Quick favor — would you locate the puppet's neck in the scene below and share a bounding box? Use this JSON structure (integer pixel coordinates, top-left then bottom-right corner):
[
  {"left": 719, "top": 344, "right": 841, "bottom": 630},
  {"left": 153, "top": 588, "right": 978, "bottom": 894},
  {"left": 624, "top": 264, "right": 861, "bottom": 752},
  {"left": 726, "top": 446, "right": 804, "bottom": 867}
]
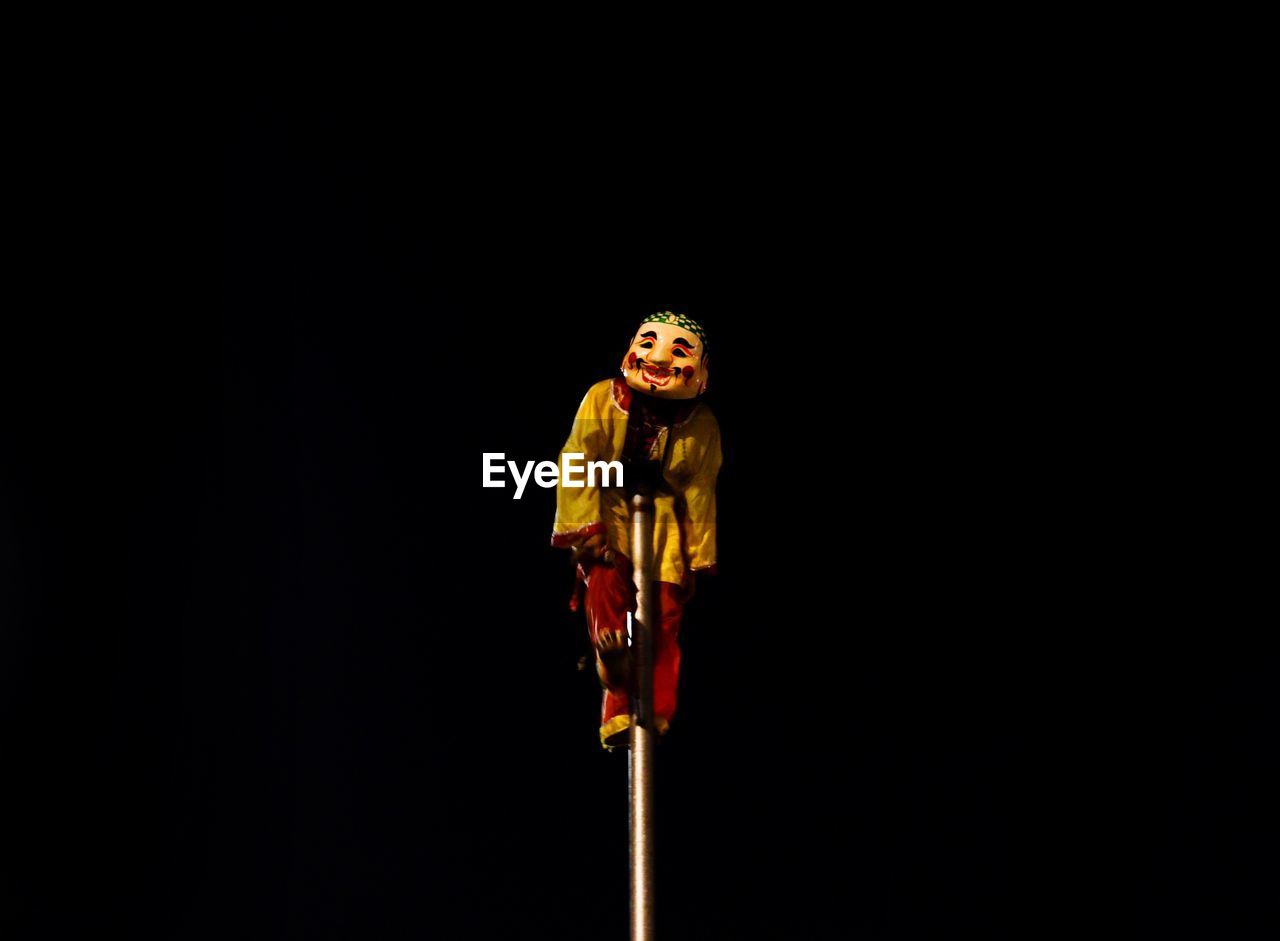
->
[{"left": 632, "top": 389, "right": 698, "bottom": 426}]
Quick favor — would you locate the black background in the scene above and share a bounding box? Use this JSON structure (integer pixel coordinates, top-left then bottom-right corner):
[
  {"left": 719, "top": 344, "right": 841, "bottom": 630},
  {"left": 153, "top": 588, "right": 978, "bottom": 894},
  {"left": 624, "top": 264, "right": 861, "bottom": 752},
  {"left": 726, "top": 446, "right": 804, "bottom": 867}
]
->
[{"left": 4, "top": 15, "right": 1274, "bottom": 940}]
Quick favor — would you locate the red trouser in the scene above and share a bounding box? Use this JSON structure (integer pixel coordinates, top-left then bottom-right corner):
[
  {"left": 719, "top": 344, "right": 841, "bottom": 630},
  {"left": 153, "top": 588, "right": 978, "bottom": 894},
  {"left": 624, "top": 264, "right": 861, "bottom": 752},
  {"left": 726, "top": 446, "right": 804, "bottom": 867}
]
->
[{"left": 581, "top": 555, "right": 686, "bottom": 741}]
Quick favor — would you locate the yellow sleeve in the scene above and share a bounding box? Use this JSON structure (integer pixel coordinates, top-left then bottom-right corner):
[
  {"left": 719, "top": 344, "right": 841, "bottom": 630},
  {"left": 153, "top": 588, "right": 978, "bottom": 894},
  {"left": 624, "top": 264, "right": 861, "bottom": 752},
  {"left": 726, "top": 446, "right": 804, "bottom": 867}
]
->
[
  {"left": 683, "top": 418, "right": 721, "bottom": 572},
  {"left": 551, "top": 383, "right": 610, "bottom": 549}
]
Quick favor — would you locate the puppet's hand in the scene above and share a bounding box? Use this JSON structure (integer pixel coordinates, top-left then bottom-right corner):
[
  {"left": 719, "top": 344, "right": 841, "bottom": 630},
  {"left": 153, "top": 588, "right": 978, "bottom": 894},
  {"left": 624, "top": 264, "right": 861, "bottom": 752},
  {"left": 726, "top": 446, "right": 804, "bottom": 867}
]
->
[
  {"left": 596, "top": 628, "right": 630, "bottom": 689},
  {"left": 571, "top": 532, "right": 610, "bottom": 565}
]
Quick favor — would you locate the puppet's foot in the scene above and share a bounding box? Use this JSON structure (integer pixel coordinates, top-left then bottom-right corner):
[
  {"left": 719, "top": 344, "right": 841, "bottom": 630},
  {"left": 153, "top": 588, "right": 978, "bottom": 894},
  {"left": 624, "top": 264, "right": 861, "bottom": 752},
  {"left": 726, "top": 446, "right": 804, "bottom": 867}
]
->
[
  {"left": 600, "top": 714, "right": 632, "bottom": 751},
  {"left": 600, "top": 716, "right": 671, "bottom": 751}
]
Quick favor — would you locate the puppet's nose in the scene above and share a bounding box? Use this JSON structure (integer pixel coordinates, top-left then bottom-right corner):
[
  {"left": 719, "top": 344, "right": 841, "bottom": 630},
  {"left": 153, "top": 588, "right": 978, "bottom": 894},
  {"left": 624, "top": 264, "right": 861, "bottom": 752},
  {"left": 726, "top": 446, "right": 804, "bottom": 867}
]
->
[{"left": 648, "top": 345, "right": 673, "bottom": 366}]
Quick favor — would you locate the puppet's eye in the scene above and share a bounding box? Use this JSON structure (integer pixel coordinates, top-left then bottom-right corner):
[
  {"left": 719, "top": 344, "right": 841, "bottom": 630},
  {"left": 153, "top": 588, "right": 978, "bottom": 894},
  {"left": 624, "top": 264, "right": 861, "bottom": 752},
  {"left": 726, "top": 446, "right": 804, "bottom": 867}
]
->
[
  {"left": 639, "top": 340, "right": 654, "bottom": 349},
  {"left": 672, "top": 348, "right": 689, "bottom": 358}
]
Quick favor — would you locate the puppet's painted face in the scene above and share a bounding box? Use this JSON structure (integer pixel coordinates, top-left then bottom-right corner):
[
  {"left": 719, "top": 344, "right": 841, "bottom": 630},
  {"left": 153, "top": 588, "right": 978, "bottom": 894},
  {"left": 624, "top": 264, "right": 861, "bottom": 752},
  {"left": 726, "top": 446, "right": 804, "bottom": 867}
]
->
[{"left": 621, "top": 320, "right": 708, "bottom": 400}]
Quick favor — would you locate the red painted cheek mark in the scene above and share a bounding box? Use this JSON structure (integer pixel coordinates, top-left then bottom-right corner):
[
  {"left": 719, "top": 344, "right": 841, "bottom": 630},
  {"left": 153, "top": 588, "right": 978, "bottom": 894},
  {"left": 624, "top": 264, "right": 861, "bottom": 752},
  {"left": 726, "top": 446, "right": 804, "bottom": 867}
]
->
[
  {"left": 681, "top": 366, "right": 695, "bottom": 381},
  {"left": 627, "top": 353, "right": 638, "bottom": 369}
]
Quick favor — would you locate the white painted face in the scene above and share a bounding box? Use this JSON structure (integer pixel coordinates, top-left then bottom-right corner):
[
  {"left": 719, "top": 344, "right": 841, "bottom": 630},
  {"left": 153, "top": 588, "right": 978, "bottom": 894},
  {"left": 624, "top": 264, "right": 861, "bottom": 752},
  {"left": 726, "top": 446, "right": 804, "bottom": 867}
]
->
[{"left": 621, "top": 320, "right": 708, "bottom": 400}]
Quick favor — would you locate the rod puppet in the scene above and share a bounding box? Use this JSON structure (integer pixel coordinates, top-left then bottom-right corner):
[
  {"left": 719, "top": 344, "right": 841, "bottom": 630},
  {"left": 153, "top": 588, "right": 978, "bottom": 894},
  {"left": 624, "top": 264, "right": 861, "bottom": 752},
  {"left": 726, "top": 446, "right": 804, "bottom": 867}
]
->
[{"left": 551, "top": 312, "right": 721, "bottom": 749}]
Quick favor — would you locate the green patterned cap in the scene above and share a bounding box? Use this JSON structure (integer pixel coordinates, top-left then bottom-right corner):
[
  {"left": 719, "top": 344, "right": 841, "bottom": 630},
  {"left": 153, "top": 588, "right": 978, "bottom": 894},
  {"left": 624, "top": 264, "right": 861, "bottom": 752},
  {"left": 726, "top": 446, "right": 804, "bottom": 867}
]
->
[{"left": 638, "top": 311, "right": 708, "bottom": 348}]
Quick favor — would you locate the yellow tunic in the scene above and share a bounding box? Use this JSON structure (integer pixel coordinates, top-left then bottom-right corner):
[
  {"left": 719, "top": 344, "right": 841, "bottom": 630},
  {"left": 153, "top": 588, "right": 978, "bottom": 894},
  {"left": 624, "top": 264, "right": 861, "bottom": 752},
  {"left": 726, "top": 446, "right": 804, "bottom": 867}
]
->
[{"left": 551, "top": 378, "right": 721, "bottom": 585}]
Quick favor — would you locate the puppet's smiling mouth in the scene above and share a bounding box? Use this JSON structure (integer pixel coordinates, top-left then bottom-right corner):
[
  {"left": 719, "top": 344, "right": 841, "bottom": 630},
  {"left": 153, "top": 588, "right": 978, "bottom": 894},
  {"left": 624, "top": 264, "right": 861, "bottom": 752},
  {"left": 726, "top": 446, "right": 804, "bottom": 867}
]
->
[{"left": 640, "top": 363, "right": 673, "bottom": 387}]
